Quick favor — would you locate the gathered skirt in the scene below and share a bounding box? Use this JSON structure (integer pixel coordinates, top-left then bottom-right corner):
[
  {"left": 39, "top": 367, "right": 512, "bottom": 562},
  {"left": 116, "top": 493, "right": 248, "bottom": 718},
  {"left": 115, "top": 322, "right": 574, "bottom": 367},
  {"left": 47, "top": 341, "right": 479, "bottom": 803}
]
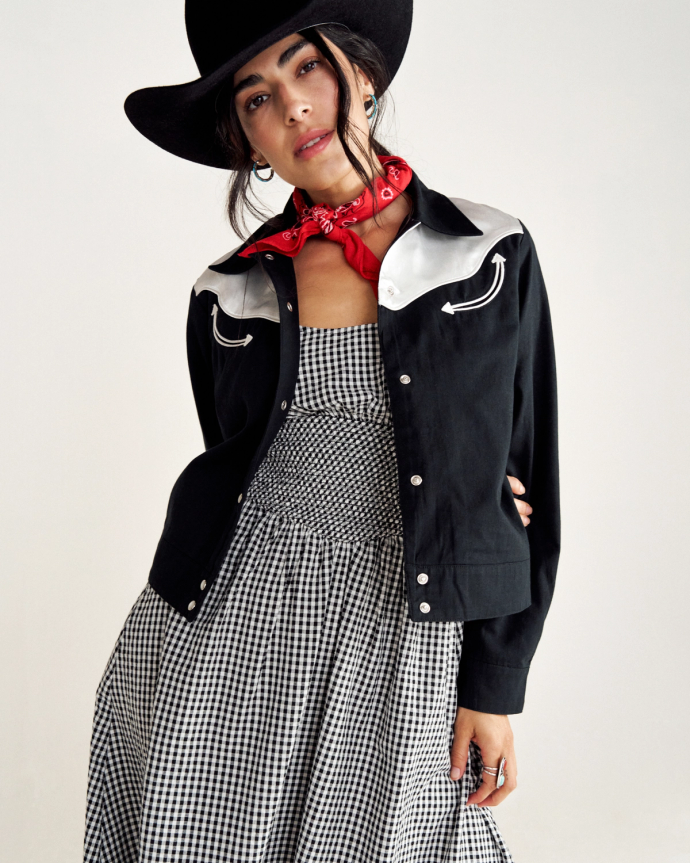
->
[{"left": 83, "top": 322, "right": 513, "bottom": 862}]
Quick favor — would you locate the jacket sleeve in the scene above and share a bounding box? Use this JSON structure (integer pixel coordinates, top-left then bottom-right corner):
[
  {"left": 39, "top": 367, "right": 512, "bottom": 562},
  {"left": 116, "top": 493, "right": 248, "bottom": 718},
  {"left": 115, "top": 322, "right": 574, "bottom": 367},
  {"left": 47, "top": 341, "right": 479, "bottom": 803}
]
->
[
  {"left": 456, "top": 224, "right": 561, "bottom": 714},
  {"left": 186, "top": 287, "right": 224, "bottom": 451}
]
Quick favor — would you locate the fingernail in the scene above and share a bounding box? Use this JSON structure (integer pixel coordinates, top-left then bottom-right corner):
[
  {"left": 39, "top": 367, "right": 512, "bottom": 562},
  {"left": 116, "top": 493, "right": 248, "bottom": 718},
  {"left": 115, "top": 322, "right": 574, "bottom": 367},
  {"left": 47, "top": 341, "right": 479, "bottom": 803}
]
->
[
  {"left": 518, "top": 483, "right": 525, "bottom": 493},
  {"left": 450, "top": 766, "right": 462, "bottom": 780}
]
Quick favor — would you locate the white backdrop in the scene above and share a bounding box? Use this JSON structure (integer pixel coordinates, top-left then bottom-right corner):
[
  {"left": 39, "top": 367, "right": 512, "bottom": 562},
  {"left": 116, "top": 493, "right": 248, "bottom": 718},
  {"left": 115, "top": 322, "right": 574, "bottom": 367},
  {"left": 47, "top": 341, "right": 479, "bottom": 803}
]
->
[{"left": 1, "top": 1, "right": 689, "bottom": 861}]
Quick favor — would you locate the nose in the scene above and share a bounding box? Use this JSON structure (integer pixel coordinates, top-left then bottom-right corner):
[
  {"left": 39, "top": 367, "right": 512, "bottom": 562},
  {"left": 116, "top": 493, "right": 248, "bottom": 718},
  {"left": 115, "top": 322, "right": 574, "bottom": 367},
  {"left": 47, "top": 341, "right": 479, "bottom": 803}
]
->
[{"left": 277, "top": 81, "right": 311, "bottom": 125}]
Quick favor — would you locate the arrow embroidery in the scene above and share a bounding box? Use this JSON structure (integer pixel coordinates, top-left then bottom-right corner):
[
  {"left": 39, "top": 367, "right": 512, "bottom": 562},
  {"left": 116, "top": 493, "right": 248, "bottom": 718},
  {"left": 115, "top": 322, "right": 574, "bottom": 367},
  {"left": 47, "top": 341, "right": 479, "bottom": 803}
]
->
[
  {"left": 212, "top": 304, "right": 253, "bottom": 347},
  {"left": 441, "top": 253, "right": 506, "bottom": 315}
]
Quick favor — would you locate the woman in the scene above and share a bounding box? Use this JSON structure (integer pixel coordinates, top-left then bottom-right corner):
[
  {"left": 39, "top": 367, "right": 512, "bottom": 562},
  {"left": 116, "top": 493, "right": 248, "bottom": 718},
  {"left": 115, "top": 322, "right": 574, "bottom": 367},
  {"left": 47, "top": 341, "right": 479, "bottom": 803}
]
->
[{"left": 84, "top": 2, "right": 560, "bottom": 861}]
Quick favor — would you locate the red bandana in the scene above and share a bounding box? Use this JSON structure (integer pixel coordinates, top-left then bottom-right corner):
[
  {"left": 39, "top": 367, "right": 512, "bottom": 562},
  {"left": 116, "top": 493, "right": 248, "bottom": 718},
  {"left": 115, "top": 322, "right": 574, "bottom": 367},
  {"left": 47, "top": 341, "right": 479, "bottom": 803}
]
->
[{"left": 237, "top": 154, "right": 413, "bottom": 297}]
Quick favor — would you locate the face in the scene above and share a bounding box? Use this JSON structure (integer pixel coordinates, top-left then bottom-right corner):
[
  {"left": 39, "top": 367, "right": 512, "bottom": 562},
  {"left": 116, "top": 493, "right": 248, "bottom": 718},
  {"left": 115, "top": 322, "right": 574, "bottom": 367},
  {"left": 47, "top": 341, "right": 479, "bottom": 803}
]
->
[{"left": 232, "top": 32, "right": 376, "bottom": 195}]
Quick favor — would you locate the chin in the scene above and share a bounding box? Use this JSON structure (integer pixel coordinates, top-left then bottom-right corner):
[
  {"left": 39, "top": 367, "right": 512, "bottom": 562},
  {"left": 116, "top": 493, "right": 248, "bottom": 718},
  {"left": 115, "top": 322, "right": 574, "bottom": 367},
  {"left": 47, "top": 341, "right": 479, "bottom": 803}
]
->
[{"left": 295, "top": 151, "right": 352, "bottom": 190}]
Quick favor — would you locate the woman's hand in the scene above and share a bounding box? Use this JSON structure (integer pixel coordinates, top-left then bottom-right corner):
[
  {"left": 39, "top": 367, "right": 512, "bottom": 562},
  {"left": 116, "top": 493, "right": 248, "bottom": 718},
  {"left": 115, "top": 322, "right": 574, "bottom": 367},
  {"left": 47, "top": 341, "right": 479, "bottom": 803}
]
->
[
  {"left": 450, "top": 707, "right": 518, "bottom": 807},
  {"left": 508, "top": 475, "right": 532, "bottom": 526}
]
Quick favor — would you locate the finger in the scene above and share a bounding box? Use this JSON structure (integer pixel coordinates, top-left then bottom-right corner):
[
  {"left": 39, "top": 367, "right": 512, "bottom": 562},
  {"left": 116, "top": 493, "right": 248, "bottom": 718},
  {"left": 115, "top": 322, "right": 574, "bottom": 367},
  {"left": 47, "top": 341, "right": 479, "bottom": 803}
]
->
[
  {"left": 513, "top": 498, "right": 532, "bottom": 526},
  {"left": 513, "top": 500, "right": 533, "bottom": 516},
  {"left": 507, "top": 475, "right": 525, "bottom": 495},
  {"left": 467, "top": 761, "right": 498, "bottom": 806},
  {"left": 467, "top": 742, "right": 504, "bottom": 806},
  {"left": 478, "top": 749, "right": 518, "bottom": 808},
  {"left": 450, "top": 728, "right": 472, "bottom": 781}
]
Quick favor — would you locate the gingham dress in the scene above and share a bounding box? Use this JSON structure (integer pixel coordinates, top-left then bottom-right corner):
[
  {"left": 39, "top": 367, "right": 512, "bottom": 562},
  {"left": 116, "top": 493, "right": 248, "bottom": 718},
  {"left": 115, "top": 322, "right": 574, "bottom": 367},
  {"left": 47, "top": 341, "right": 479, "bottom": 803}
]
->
[{"left": 83, "top": 323, "right": 514, "bottom": 863}]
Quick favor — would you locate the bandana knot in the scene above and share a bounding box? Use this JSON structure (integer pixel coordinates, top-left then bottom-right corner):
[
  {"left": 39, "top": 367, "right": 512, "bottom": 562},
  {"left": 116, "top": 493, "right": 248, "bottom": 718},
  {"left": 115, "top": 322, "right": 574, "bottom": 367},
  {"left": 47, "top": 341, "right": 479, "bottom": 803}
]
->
[{"left": 301, "top": 197, "right": 364, "bottom": 234}]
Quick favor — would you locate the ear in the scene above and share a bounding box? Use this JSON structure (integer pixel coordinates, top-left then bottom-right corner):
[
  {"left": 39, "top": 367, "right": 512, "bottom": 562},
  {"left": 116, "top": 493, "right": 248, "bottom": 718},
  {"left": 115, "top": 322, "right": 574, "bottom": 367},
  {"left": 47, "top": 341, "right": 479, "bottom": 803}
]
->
[{"left": 353, "top": 63, "right": 374, "bottom": 99}]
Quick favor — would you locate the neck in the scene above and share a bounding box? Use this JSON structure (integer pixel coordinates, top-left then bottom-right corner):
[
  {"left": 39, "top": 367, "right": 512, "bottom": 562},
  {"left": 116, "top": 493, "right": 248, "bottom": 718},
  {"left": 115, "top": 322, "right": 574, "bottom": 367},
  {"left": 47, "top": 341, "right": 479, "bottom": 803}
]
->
[{"left": 302, "top": 157, "right": 387, "bottom": 209}]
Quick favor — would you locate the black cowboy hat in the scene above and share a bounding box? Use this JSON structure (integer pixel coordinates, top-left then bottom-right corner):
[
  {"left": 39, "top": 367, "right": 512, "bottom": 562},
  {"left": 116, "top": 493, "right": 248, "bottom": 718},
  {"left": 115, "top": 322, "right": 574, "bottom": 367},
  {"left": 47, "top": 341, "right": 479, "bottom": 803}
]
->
[{"left": 124, "top": 0, "right": 413, "bottom": 170}]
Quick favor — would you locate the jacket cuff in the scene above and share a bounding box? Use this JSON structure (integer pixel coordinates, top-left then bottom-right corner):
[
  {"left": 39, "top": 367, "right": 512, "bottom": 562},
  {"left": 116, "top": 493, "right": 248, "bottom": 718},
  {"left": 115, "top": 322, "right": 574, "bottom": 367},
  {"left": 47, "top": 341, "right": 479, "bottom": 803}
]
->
[{"left": 456, "top": 660, "right": 530, "bottom": 715}]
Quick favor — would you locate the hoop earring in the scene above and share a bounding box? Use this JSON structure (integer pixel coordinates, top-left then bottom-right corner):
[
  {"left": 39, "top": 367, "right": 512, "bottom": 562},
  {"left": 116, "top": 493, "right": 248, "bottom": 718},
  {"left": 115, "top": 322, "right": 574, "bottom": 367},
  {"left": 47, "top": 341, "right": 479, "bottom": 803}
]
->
[
  {"left": 365, "top": 93, "right": 378, "bottom": 122},
  {"left": 252, "top": 161, "right": 274, "bottom": 182}
]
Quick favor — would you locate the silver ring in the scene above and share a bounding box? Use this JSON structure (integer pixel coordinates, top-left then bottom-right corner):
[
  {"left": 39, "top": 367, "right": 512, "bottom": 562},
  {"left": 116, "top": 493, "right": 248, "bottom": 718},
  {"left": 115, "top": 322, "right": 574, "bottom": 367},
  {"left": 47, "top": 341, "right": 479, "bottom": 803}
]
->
[{"left": 482, "top": 757, "right": 507, "bottom": 788}]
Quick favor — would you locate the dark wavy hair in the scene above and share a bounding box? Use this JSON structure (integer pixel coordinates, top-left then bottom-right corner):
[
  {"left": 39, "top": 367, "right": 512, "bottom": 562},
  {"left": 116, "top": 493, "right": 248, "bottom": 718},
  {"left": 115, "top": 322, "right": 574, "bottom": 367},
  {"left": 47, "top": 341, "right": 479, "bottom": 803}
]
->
[{"left": 215, "top": 23, "right": 394, "bottom": 239}]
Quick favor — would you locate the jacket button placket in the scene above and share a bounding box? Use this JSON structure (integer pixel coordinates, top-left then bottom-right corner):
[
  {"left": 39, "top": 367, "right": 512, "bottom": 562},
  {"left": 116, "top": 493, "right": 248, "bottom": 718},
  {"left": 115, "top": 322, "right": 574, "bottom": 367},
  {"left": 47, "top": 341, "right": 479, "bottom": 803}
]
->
[
  {"left": 391, "top": 347, "right": 429, "bottom": 613},
  {"left": 410, "top": 473, "right": 429, "bottom": 611}
]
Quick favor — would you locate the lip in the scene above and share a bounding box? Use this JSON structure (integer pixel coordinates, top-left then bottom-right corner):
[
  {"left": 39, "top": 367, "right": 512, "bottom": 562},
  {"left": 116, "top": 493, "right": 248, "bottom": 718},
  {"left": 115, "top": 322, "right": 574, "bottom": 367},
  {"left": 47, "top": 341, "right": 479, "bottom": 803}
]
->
[{"left": 293, "top": 129, "right": 334, "bottom": 159}]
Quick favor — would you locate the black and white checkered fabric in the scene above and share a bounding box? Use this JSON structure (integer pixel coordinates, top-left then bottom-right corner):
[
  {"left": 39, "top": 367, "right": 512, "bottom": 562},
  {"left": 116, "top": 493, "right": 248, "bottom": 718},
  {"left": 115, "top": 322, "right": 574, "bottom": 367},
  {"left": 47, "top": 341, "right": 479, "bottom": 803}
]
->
[{"left": 83, "top": 323, "right": 514, "bottom": 862}]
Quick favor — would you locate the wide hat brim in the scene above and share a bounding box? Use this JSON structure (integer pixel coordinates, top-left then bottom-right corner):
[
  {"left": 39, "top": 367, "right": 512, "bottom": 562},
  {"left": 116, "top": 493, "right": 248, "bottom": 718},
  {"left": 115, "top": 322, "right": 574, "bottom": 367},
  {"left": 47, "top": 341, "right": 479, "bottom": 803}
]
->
[{"left": 124, "top": 0, "right": 413, "bottom": 170}]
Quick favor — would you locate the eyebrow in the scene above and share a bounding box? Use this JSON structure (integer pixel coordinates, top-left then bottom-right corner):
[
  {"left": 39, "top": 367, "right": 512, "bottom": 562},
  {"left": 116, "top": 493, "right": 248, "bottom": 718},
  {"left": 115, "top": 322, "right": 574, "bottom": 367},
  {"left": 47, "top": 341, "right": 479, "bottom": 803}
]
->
[{"left": 233, "top": 39, "right": 311, "bottom": 97}]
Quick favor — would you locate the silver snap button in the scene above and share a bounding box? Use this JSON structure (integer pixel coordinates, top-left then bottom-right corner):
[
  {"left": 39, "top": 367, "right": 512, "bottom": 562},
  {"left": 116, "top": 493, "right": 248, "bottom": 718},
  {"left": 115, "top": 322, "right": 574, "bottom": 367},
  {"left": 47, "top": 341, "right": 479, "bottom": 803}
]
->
[
  {"left": 400, "top": 374, "right": 411, "bottom": 384},
  {"left": 281, "top": 400, "right": 288, "bottom": 410},
  {"left": 200, "top": 580, "right": 207, "bottom": 591},
  {"left": 187, "top": 600, "right": 196, "bottom": 611},
  {"left": 417, "top": 572, "right": 429, "bottom": 585},
  {"left": 420, "top": 602, "right": 431, "bottom": 614},
  {"left": 287, "top": 301, "right": 293, "bottom": 311},
  {"left": 265, "top": 253, "right": 274, "bottom": 261},
  {"left": 237, "top": 493, "right": 243, "bottom": 503},
  {"left": 410, "top": 474, "right": 423, "bottom": 486},
  {"left": 379, "top": 278, "right": 399, "bottom": 297}
]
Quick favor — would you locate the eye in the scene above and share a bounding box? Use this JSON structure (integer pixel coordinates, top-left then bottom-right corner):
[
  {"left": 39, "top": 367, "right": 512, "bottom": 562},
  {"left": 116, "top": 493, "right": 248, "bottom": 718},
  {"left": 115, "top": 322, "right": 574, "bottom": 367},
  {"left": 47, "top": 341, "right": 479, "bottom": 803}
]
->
[
  {"left": 246, "top": 93, "right": 268, "bottom": 113},
  {"left": 299, "top": 58, "right": 320, "bottom": 75}
]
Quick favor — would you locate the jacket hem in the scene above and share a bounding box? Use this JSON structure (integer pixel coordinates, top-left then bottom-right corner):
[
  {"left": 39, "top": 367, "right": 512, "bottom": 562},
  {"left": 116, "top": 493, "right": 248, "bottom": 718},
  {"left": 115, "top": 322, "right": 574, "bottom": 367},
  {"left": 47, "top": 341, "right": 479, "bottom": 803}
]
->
[
  {"left": 148, "top": 536, "right": 209, "bottom": 621},
  {"left": 405, "top": 557, "right": 531, "bottom": 622}
]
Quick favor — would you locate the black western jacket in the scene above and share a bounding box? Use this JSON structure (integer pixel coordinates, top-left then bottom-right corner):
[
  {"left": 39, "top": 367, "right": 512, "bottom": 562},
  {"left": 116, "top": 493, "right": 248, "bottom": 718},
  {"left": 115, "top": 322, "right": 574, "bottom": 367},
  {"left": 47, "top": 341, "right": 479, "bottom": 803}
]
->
[{"left": 150, "top": 170, "right": 561, "bottom": 715}]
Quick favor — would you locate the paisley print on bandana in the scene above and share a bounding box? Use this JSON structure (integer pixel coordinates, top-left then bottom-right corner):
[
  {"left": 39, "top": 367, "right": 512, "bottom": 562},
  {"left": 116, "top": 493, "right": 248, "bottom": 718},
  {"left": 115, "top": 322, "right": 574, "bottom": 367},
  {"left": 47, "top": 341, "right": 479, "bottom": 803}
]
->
[{"left": 237, "top": 155, "right": 413, "bottom": 297}]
